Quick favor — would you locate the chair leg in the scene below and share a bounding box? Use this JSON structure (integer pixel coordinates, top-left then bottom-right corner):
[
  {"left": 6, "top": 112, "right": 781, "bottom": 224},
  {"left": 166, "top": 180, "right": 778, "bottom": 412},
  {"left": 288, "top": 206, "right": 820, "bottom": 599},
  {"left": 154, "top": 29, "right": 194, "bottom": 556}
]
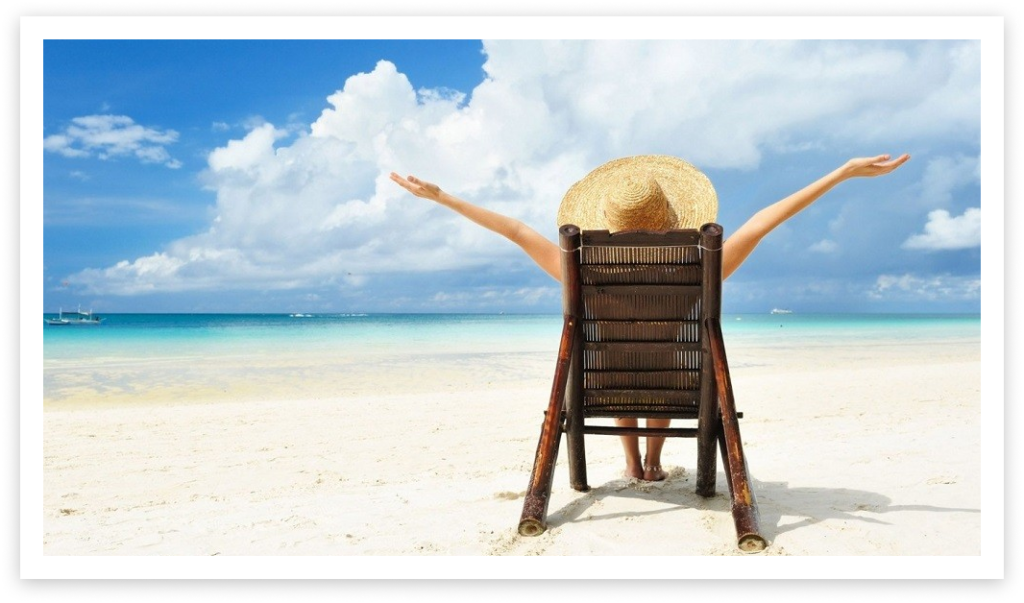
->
[
  {"left": 565, "top": 356, "right": 589, "bottom": 492},
  {"left": 696, "top": 356, "right": 719, "bottom": 497},
  {"left": 706, "top": 318, "right": 767, "bottom": 552},
  {"left": 566, "top": 423, "right": 588, "bottom": 491},
  {"left": 519, "top": 317, "right": 577, "bottom": 537},
  {"left": 696, "top": 412, "right": 719, "bottom": 497},
  {"left": 717, "top": 423, "right": 731, "bottom": 479},
  {"left": 519, "top": 407, "right": 564, "bottom": 537},
  {"left": 718, "top": 414, "right": 766, "bottom": 552}
]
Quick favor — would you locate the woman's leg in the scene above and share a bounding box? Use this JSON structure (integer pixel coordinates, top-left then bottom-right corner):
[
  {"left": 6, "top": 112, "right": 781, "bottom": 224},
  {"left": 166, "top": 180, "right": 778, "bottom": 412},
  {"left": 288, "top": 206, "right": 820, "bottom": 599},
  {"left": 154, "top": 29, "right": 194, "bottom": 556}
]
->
[
  {"left": 643, "top": 419, "right": 670, "bottom": 481},
  {"left": 615, "top": 418, "right": 644, "bottom": 479}
]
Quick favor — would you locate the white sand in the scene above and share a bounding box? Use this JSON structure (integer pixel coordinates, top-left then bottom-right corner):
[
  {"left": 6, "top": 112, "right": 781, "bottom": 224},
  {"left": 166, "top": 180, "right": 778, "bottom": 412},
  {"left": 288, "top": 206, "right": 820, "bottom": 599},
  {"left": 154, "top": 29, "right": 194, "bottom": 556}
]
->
[{"left": 40, "top": 337, "right": 983, "bottom": 562}]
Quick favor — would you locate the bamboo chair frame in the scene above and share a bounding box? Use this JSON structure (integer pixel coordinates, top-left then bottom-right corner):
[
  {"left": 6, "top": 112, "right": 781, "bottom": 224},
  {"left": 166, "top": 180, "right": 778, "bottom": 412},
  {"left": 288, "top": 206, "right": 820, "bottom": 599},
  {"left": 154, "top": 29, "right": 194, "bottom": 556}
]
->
[{"left": 518, "top": 223, "right": 766, "bottom": 553}]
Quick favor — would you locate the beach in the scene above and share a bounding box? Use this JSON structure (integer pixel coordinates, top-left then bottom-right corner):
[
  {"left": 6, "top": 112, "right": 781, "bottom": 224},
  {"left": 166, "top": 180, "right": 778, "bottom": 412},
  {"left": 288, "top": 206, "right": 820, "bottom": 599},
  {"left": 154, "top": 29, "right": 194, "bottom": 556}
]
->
[{"left": 39, "top": 314, "right": 983, "bottom": 561}]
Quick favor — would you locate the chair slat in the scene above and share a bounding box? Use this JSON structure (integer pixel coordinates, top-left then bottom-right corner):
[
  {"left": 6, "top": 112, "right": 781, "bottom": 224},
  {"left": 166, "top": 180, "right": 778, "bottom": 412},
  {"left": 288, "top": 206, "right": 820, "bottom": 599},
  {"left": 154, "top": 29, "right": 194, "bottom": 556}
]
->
[
  {"left": 584, "top": 369, "right": 701, "bottom": 390},
  {"left": 585, "top": 348, "right": 704, "bottom": 370},
  {"left": 584, "top": 388, "right": 702, "bottom": 418},
  {"left": 584, "top": 389, "right": 701, "bottom": 403},
  {"left": 582, "top": 292, "right": 702, "bottom": 321},
  {"left": 581, "top": 230, "right": 702, "bottom": 247},
  {"left": 585, "top": 409, "right": 704, "bottom": 417},
  {"left": 585, "top": 388, "right": 701, "bottom": 399},
  {"left": 582, "top": 425, "right": 700, "bottom": 437},
  {"left": 581, "top": 264, "right": 702, "bottom": 285},
  {"left": 583, "top": 284, "right": 702, "bottom": 296},
  {"left": 582, "top": 246, "right": 702, "bottom": 265},
  {"left": 583, "top": 342, "right": 701, "bottom": 353},
  {"left": 583, "top": 320, "right": 700, "bottom": 343}
]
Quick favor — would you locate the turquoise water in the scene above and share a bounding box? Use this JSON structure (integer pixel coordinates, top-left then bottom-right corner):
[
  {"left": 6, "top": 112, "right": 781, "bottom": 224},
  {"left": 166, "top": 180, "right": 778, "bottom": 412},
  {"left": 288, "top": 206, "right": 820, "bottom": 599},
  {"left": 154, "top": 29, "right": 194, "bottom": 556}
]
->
[
  {"left": 43, "top": 312, "right": 981, "bottom": 360},
  {"left": 41, "top": 312, "right": 981, "bottom": 405},
  {"left": 42, "top": 313, "right": 563, "bottom": 361},
  {"left": 717, "top": 312, "right": 981, "bottom": 344}
]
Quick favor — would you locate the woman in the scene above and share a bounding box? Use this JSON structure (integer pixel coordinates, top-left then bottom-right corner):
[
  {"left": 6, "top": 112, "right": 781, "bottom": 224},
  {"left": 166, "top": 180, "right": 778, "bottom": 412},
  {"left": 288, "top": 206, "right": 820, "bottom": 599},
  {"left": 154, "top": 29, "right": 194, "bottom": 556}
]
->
[{"left": 390, "top": 152, "right": 910, "bottom": 481}]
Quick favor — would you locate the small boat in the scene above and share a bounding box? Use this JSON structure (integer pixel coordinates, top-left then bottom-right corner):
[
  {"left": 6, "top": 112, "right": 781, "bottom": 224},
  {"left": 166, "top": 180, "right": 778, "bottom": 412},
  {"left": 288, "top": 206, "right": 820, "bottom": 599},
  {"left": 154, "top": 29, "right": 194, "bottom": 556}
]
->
[
  {"left": 45, "top": 307, "right": 103, "bottom": 326},
  {"left": 770, "top": 308, "right": 793, "bottom": 315}
]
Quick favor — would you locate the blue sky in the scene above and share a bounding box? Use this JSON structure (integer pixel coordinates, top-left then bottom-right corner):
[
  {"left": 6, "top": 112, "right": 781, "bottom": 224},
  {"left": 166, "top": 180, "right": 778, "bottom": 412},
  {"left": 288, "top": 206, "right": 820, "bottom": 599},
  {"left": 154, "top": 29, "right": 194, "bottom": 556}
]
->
[{"left": 42, "top": 38, "right": 983, "bottom": 314}]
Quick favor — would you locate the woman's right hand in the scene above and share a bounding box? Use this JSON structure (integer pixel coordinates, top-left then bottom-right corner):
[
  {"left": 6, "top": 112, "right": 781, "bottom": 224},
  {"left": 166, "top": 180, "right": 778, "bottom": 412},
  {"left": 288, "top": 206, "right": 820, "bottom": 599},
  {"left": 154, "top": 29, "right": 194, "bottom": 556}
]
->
[{"left": 390, "top": 172, "right": 442, "bottom": 202}]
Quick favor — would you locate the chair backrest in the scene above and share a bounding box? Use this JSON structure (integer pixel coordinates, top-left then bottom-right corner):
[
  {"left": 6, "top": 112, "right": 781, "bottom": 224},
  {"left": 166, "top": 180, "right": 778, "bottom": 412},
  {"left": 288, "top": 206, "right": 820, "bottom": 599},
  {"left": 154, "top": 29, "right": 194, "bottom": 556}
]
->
[{"left": 559, "top": 225, "right": 724, "bottom": 421}]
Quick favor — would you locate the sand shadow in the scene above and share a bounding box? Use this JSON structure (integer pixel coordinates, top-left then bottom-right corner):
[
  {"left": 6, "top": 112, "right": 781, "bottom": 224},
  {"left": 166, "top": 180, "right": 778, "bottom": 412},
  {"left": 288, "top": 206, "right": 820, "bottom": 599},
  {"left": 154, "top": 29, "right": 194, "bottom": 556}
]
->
[
  {"left": 545, "top": 467, "right": 730, "bottom": 527},
  {"left": 545, "top": 470, "right": 980, "bottom": 544},
  {"left": 750, "top": 479, "right": 980, "bottom": 539}
]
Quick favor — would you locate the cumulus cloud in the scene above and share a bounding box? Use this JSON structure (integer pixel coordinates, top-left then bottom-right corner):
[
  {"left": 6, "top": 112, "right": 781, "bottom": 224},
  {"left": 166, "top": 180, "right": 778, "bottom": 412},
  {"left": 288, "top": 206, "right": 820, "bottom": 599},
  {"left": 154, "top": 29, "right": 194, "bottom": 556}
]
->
[
  {"left": 809, "top": 239, "right": 838, "bottom": 253},
  {"left": 832, "top": 42, "right": 980, "bottom": 143},
  {"left": 44, "top": 114, "right": 182, "bottom": 168},
  {"left": 431, "top": 286, "right": 559, "bottom": 309},
  {"left": 918, "top": 154, "right": 980, "bottom": 209},
  {"left": 65, "top": 41, "right": 981, "bottom": 296},
  {"left": 903, "top": 207, "right": 981, "bottom": 250},
  {"left": 870, "top": 273, "right": 980, "bottom": 300},
  {"left": 76, "top": 253, "right": 185, "bottom": 295}
]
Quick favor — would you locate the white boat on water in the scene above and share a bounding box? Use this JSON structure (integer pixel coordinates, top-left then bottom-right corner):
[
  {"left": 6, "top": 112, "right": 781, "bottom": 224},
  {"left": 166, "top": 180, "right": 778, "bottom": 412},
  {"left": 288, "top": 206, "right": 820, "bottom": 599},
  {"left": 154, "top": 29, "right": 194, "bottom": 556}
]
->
[
  {"left": 770, "top": 308, "right": 793, "bottom": 315},
  {"left": 45, "top": 307, "right": 103, "bottom": 326}
]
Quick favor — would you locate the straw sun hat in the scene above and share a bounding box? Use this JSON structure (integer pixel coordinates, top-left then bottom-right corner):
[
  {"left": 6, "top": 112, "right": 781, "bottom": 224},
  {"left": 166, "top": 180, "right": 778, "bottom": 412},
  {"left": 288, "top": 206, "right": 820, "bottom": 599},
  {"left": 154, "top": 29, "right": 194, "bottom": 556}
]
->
[{"left": 557, "top": 155, "right": 718, "bottom": 232}]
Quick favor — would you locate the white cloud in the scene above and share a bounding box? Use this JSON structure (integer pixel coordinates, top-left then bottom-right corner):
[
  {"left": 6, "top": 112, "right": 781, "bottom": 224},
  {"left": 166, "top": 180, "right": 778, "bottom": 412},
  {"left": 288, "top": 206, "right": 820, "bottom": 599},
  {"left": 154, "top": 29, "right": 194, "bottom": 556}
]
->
[
  {"left": 903, "top": 207, "right": 981, "bottom": 250},
  {"left": 44, "top": 114, "right": 182, "bottom": 168},
  {"left": 43, "top": 134, "right": 89, "bottom": 158},
  {"left": 870, "top": 273, "right": 980, "bottom": 300},
  {"left": 833, "top": 42, "right": 980, "bottom": 143},
  {"left": 919, "top": 154, "right": 980, "bottom": 209},
  {"left": 809, "top": 239, "right": 838, "bottom": 253},
  {"left": 430, "top": 286, "right": 559, "bottom": 309},
  {"left": 75, "top": 253, "right": 185, "bottom": 295},
  {"left": 66, "top": 41, "right": 981, "bottom": 296}
]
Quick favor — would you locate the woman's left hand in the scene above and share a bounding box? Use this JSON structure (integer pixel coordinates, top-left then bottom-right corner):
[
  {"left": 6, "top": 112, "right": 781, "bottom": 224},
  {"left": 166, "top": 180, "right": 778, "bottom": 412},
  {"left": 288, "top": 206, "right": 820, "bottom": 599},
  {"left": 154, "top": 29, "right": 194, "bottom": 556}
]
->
[{"left": 842, "top": 153, "right": 911, "bottom": 179}]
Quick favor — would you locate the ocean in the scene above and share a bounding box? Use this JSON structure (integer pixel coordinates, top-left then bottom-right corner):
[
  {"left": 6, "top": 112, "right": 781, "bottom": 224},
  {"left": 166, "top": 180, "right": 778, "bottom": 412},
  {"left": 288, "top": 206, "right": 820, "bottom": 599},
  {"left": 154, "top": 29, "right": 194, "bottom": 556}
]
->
[
  {"left": 42, "top": 313, "right": 564, "bottom": 360},
  {"left": 42, "top": 312, "right": 983, "bottom": 353},
  {"left": 42, "top": 313, "right": 981, "bottom": 405}
]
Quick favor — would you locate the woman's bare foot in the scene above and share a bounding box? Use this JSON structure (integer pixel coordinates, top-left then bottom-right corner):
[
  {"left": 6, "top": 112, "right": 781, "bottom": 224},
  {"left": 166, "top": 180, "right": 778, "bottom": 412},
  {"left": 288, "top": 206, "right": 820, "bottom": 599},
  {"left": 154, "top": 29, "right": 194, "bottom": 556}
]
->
[
  {"left": 643, "top": 457, "right": 668, "bottom": 481},
  {"left": 623, "top": 462, "right": 645, "bottom": 480}
]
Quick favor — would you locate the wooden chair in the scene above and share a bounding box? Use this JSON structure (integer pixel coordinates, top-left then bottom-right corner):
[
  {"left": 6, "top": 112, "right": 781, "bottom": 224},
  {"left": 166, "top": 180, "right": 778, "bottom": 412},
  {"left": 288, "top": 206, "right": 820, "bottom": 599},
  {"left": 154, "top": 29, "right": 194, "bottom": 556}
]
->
[{"left": 518, "top": 223, "right": 767, "bottom": 552}]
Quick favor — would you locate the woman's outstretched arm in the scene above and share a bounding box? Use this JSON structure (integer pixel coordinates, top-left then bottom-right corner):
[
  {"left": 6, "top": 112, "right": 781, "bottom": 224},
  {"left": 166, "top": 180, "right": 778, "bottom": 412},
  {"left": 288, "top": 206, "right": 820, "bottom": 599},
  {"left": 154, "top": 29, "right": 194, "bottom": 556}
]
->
[
  {"left": 392, "top": 154, "right": 909, "bottom": 284},
  {"left": 390, "top": 172, "right": 562, "bottom": 281},
  {"left": 721, "top": 153, "right": 910, "bottom": 280}
]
